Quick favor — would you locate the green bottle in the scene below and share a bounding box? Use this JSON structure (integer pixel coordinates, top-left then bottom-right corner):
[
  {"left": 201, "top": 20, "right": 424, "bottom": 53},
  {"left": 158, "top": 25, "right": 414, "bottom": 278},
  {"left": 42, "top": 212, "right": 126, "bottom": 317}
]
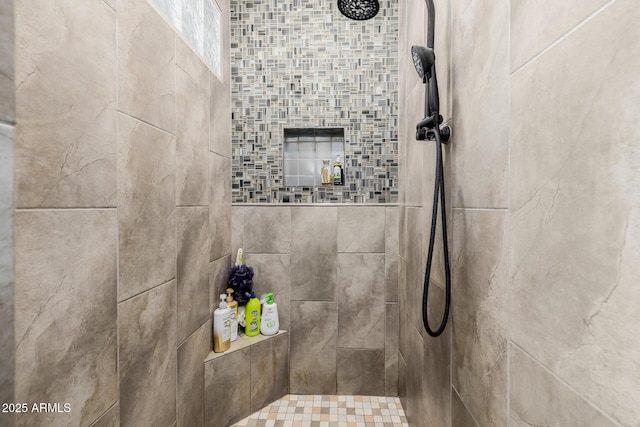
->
[{"left": 245, "top": 290, "right": 261, "bottom": 337}]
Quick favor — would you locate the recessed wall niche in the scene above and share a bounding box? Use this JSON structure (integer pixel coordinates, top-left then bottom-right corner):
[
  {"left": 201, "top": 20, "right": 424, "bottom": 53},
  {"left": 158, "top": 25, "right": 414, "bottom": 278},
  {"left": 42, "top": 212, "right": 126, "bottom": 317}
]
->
[{"left": 283, "top": 128, "right": 345, "bottom": 187}]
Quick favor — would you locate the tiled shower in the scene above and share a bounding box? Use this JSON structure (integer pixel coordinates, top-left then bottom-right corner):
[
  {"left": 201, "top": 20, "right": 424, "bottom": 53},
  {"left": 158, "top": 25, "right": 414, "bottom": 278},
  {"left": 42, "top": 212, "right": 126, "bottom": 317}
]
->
[{"left": 1, "top": 1, "right": 639, "bottom": 427}]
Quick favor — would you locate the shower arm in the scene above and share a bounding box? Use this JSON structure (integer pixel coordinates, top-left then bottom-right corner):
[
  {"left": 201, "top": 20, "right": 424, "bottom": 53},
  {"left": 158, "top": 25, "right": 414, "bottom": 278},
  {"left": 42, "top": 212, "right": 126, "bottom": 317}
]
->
[{"left": 425, "top": 0, "right": 435, "bottom": 49}]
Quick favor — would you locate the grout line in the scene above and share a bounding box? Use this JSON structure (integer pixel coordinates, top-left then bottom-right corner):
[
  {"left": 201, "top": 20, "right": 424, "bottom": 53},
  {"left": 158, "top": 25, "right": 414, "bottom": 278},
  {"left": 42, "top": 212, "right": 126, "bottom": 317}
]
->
[
  {"left": 451, "top": 207, "right": 508, "bottom": 211},
  {"left": 116, "top": 111, "right": 175, "bottom": 136},
  {"left": 451, "top": 385, "right": 481, "bottom": 427},
  {"left": 509, "top": 340, "right": 623, "bottom": 426},
  {"left": 117, "top": 277, "right": 176, "bottom": 305},
  {"left": 510, "top": 0, "right": 617, "bottom": 76},
  {"left": 87, "top": 400, "right": 118, "bottom": 427},
  {"left": 15, "top": 207, "right": 117, "bottom": 211}
]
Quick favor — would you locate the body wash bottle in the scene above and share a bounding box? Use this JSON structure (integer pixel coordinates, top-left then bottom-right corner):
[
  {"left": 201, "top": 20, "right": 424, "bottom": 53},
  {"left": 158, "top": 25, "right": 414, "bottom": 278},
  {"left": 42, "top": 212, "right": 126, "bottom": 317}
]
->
[
  {"left": 213, "top": 294, "right": 231, "bottom": 352},
  {"left": 245, "top": 291, "right": 261, "bottom": 337},
  {"left": 260, "top": 293, "right": 279, "bottom": 336}
]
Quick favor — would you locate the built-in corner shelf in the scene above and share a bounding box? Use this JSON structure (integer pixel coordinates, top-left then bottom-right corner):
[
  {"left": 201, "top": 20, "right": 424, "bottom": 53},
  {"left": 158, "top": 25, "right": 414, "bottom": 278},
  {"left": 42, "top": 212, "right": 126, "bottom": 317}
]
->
[
  {"left": 204, "top": 330, "right": 289, "bottom": 427},
  {"left": 205, "top": 330, "right": 288, "bottom": 362}
]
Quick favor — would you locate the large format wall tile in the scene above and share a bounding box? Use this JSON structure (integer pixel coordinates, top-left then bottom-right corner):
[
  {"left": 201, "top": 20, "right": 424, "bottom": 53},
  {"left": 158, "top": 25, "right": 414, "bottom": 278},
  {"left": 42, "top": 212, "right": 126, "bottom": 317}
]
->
[
  {"left": 250, "top": 333, "right": 289, "bottom": 411},
  {"left": 451, "top": 0, "right": 509, "bottom": 209},
  {"left": 337, "top": 349, "right": 385, "bottom": 395},
  {"left": 452, "top": 209, "right": 508, "bottom": 427},
  {"left": 209, "top": 152, "right": 232, "bottom": 261},
  {"left": 421, "top": 285, "right": 451, "bottom": 427},
  {"left": 452, "top": 390, "right": 478, "bottom": 427},
  {"left": 176, "top": 39, "right": 210, "bottom": 206},
  {"left": 118, "top": 0, "right": 175, "bottom": 133},
  {"left": 177, "top": 207, "right": 210, "bottom": 344},
  {"left": 15, "top": 0, "right": 116, "bottom": 208},
  {"left": 244, "top": 206, "right": 291, "bottom": 254},
  {"left": 0, "top": 0, "right": 14, "bottom": 122},
  {"left": 209, "top": 254, "right": 232, "bottom": 313},
  {"left": 509, "top": 345, "right": 616, "bottom": 427},
  {"left": 385, "top": 303, "right": 399, "bottom": 396},
  {"left": 177, "top": 322, "right": 210, "bottom": 427},
  {"left": 403, "top": 321, "right": 426, "bottom": 427},
  {"left": 510, "top": 2, "right": 640, "bottom": 424},
  {"left": 337, "top": 254, "right": 385, "bottom": 349},
  {"left": 405, "top": 207, "right": 425, "bottom": 335},
  {"left": 245, "top": 254, "right": 291, "bottom": 329},
  {"left": 14, "top": 210, "right": 117, "bottom": 427},
  {"left": 385, "top": 207, "right": 399, "bottom": 302},
  {"left": 290, "top": 301, "right": 337, "bottom": 394},
  {"left": 204, "top": 348, "right": 250, "bottom": 427},
  {"left": 338, "top": 207, "right": 386, "bottom": 253},
  {"left": 210, "top": 69, "right": 231, "bottom": 157},
  {"left": 90, "top": 403, "right": 119, "bottom": 427},
  {"left": 118, "top": 115, "right": 175, "bottom": 301},
  {"left": 510, "top": 0, "right": 611, "bottom": 71},
  {"left": 119, "top": 281, "right": 176, "bottom": 427},
  {"left": 0, "top": 124, "right": 13, "bottom": 426},
  {"left": 291, "top": 206, "right": 337, "bottom": 301}
]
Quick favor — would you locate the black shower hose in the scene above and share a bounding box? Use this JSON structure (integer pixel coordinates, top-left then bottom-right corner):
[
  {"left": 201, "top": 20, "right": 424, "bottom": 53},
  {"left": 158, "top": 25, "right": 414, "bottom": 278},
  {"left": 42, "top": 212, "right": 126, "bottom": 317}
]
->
[{"left": 422, "top": 128, "right": 451, "bottom": 337}]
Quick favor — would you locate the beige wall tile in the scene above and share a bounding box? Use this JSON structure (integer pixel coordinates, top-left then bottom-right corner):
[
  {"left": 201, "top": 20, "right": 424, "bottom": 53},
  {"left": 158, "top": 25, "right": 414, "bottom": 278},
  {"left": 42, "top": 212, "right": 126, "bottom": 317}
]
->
[
  {"left": 204, "top": 348, "right": 250, "bottom": 427},
  {"left": 385, "top": 207, "right": 400, "bottom": 302},
  {"left": 209, "top": 152, "right": 232, "bottom": 261},
  {"left": 90, "top": 403, "right": 119, "bottom": 427},
  {"left": 209, "top": 254, "right": 232, "bottom": 314},
  {"left": 510, "top": 2, "right": 640, "bottom": 424},
  {"left": 250, "top": 333, "right": 289, "bottom": 411},
  {"left": 337, "top": 206, "right": 386, "bottom": 253},
  {"left": 0, "top": 0, "right": 14, "bottom": 123},
  {"left": 118, "top": 281, "right": 176, "bottom": 427},
  {"left": 452, "top": 390, "right": 478, "bottom": 427},
  {"left": 118, "top": 0, "right": 175, "bottom": 132},
  {"left": 509, "top": 345, "right": 616, "bottom": 427},
  {"left": 231, "top": 205, "right": 244, "bottom": 256},
  {"left": 421, "top": 285, "right": 451, "bottom": 427},
  {"left": 290, "top": 301, "right": 337, "bottom": 394},
  {"left": 15, "top": 210, "right": 117, "bottom": 427},
  {"left": 337, "top": 349, "right": 385, "bottom": 395},
  {"left": 245, "top": 253, "right": 290, "bottom": 329},
  {"left": 385, "top": 303, "right": 399, "bottom": 396},
  {"left": 176, "top": 40, "right": 210, "bottom": 206},
  {"left": 452, "top": 209, "right": 508, "bottom": 427},
  {"left": 337, "top": 254, "right": 385, "bottom": 349},
  {"left": 118, "top": 115, "right": 175, "bottom": 301},
  {"left": 511, "top": 0, "right": 611, "bottom": 72},
  {"left": 291, "top": 206, "right": 337, "bottom": 301},
  {"left": 177, "top": 322, "right": 210, "bottom": 427},
  {"left": 15, "top": 0, "right": 116, "bottom": 207},
  {"left": 451, "top": 0, "right": 509, "bottom": 209},
  {"left": 244, "top": 206, "right": 291, "bottom": 254},
  {"left": 0, "top": 124, "right": 13, "bottom": 426},
  {"left": 210, "top": 68, "right": 231, "bottom": 157},
  {"left": 177, "top": 207, "right": 210, "bottom": 344}
]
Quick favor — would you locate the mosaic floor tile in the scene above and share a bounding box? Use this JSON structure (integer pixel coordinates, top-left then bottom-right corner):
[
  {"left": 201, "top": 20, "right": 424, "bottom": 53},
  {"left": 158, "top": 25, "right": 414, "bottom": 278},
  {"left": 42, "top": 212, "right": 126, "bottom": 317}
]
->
[{"left": 232, "top": 394, "right": 409, "bottom": 427}]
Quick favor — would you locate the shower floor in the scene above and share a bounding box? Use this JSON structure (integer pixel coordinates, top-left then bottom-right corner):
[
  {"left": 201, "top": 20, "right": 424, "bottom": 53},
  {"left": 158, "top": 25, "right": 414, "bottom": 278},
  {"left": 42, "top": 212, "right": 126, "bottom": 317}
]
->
[{"left": 231, "top": 394, "right": 409, "bottom": 427}]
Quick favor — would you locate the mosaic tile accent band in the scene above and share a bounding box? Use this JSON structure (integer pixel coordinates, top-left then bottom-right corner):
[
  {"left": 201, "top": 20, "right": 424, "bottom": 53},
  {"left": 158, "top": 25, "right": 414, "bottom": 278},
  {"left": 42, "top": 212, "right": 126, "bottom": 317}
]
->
[
  {"left": 231, "top": 0, "right": 399, "bottom": 203},
  {"left": 232, "top": 394, "right": 409, "bottom": 427}
]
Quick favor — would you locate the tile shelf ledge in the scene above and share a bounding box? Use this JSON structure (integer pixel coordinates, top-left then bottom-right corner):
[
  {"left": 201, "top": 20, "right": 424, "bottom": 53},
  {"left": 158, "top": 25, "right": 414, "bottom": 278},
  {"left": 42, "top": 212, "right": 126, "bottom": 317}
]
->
[{"left": 205, "top": 330, "right": 288, "bottom": 363}]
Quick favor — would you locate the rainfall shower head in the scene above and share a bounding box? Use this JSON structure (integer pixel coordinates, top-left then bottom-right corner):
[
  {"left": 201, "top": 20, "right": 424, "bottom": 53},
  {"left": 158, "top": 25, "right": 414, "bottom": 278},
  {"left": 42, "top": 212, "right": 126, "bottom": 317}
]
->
[
  {"left": 411, "top": 45, "right": 435, "bottom": 81},
  {"left": 337, "top": 0, "right": 380, "bottom": 20}
]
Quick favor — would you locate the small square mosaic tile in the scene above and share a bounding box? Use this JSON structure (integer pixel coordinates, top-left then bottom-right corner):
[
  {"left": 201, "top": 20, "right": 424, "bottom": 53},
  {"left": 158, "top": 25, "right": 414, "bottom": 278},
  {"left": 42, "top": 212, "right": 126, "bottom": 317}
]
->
[{"left": 232, "top": 394, "right": 409, "bottom": 427}]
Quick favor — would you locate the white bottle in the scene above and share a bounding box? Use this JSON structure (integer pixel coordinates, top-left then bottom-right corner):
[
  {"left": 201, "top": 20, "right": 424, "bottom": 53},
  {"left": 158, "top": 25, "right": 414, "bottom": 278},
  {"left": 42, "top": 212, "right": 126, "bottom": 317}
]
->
[
  {"left": 213, "top": 294, "right": 231, "bottom": 352},
  {"left": 260, "top": 293, "right": 279, "bottom": 336}
]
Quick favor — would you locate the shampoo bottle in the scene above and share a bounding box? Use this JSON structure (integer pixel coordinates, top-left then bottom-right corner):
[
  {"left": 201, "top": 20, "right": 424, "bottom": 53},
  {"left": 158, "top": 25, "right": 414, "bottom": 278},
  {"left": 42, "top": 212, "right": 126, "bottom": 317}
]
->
[
  {"left": 333, "top": 155, "right": 344, "bottom": 186},
  {"left": 245, "top": 291, "right": 261, "bottom": 337},
  {"left": 213, "top": 294, "right": 231, "bottom": 352},
  {"left": 260, "top": 293, "right": 279, "bottom": 336},
  {"left": 226, "top": 288, "right": 238, "bottom": 342}
]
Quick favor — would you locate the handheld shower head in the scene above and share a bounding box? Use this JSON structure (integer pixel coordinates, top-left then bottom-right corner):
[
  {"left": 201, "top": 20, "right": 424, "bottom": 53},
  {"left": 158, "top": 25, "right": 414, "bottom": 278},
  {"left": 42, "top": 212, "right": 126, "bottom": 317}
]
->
[
  {"left": 411, "top": 45, "right": 435, "bottom": 81},
  {"left": 337, "top": 0, "right": 380, "bottom": 20}
]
